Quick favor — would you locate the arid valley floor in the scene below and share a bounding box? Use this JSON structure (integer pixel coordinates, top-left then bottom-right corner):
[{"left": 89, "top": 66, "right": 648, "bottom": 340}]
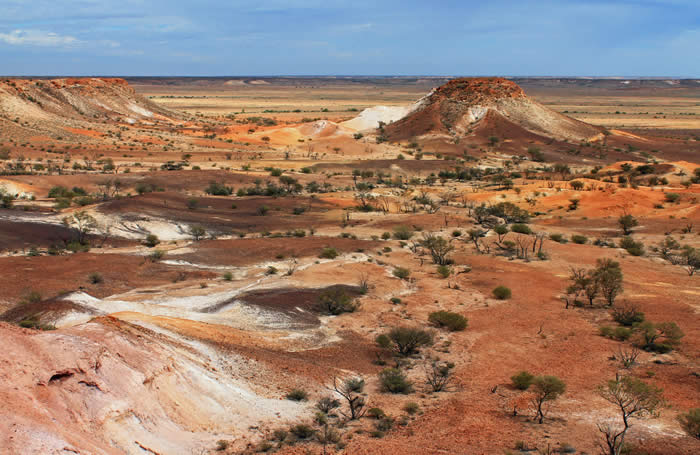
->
[{"left": 0, "top": 76, "right": 698, "bottom": 455}]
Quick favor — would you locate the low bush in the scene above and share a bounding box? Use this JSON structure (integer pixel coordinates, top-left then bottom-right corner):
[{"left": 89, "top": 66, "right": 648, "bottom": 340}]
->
[
  {"left": 664, "top": 192, "right": 681, "bottom": 203},
  {"left": 316, "top": 396, "right": 341, "bottom": 414},
  {"left": 286, "top": 389, "right": 309, "bottom": 401},
  {"left": 428, "top": 311, "right": 468, "bottom": 331},
  {"left": 378, "top": 368, "right": 413, "bottom": 394},
  {"left": 436, "top": 265, "right": 452, "bottom": 279},
  {"left": 316, "top": 289, "right": 359, "bottom": 315},
  {"left": 634, "top": 321, "right": 684, "bottom": 353},
  {"left": 619, "top": 236, "right": 645, "bottom": 256},
  {"left": 492, "top": 286, "right": 512, "bottom": 300},
  {"left": 393, "top": 225, "right": 414, "bottom": 240},
  {"left": 599, "top": 325, "right": 632, "bottom": 341},
  {"left": 571, "top": 234, "right": 588, "bottom": 244},
  {"left": 511, "top": 224, "right": 532, "bottom": 235},
  {"left": 144, "top": 234, "right": 160, "bottom": 248},
  {"left": 204, "top": 181, "right": 233, "bottom": 196},
  {"left": 319, "top": 247, "right": 339, "bottom": 259},
  {"left": 88, "top": 272, "right": 103, "bottom": 284},
  {"left": 403, "top": 402, "right": 420, "bottom": 414},
  {"left": 611, "top": 301, "right": 645, "bottom": 326},
  {"left": 511, "top": 371, "right": 534, "bottom": 390},
  {"left": 549, "top": 233, "right": 567, "bottom": 243},
  {"left": 289, "top": 424, "right": 314, "bottom": 440},
  {"left": 376, "top": 326, "right": 434, "bottom": 356},
  {"left": 392, "top": 267, "right": 411, "bottom": 280}
]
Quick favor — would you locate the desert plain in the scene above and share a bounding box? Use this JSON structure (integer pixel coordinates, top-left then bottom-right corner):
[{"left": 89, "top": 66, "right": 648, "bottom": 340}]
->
[{"left": 0, "top": 75, "right": 698, "bottom": 455}]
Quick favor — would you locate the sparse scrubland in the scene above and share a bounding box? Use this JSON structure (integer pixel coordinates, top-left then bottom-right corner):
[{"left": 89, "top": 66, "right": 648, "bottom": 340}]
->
[{"left": 0, "top": 76, "right": 698, "bottom": 455}]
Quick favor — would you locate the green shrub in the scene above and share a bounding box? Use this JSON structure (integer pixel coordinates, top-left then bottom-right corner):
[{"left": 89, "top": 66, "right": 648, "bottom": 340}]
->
[
  {"left": 403, "top": 402, "right": 420, "bottom": 414},
  {"left": 88, "top": 272, "right": 103, "bottom": 284},
  {"left": 611, "top": 302, "right": 644, "bottom": 326},
  {"left": 376, "top": 326, "right": 434, "bottom": 356},
  {"left": 392, "top": 267, "right": 411, "bottom": 280},
  {"left": 316, "top": 289, "right": 359, "bottom": 315},
  {"left": 428, "top": 311, "right": 468, "bottom": 331},
  {"left": 393, "top": 225, "right": 414, "bottom": 240},
  {"left": 571, "top": 234, "right": 588, "bottom": 244},
  {"left": 378, "top": 368, "right": 413, "bottom": 394},
  {"left": 634, "top": 321, "right": 684, "bottom": 353},
  {"left": 511, "top": 371, "right": 534, "bottom": 390},
  {"left": 286, "top": 389, "right": 308, "bottom": 401},
  {"left": 222, "top": 272, "right": 233, "bottom": 281},
  {"left": 367, "top": 407, "right": 386, "bottom": 419},
  {"left": 599, "top": 325, "right": 632, "bottom": 341},
  {"left": 204, "top": 181, "right": 233, "bottom": 196},
  {"left": 664, "top": 193, "right": 680, "bottom": 203},
  {"left": 549, "top": 233, "right": 567, "bottom": 243},
  {"left": 319, "top": 247, "right": 339, "bottom": 259},
  {"left": 619, "top": 236, "right": 645, "bottom": 256},
  {"left": 315, "top": 396, "right": 341, "bottom": 414},
  {"left": 144, "top": 234, "right": 160, "bottom": 248},
  {"left": 511, "top": 224, "right": 532, "bottom": 235},
  {"left": 289, "top": 424, "right": 314, "bottom": 440},
  {"left": 492, "top": 286, "right": 512, "bottom": 300},
  {"left": 149, "top": 249, "right": 165, "bottom": 261},
  {"left": 436, "top": 265, "right": 452, "bottom": 279}
]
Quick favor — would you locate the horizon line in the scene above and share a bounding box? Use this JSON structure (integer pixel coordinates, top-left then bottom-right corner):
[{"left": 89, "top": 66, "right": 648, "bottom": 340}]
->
[{"left": 1, "top": 75, "right": 699, "bottom": 80}]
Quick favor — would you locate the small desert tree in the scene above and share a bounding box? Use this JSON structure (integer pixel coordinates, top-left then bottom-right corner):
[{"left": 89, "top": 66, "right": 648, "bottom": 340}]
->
[
  {"left": 419, "top": 232, "right": 454, "bottom": 265},
  {"left": 189, "top": 225, "right": 206, "bottom": 241},
  {"left": 332, "top": 376, "right": 367, "bottom": 420},
  {"left": 568, "top": 267, "right": 599, "bottom": 306},
  {"left": 595, "top": 259, "right": 624, "bottom": 306},
  {"left": 618, "top": 214, "right": 638, "bottom": 236},
  {"left": 633, "top": 321, "right": 684, "bottom": 353},
  {"left": 681, "top": 247, "right": 700, "bottom": 276},
  {"left": 376, "top": 326, "right": 434, "bottom": 357},
  {"left": 530, "top": 375, "right": 566, "bottom": 424},
  {"left": 62, "top": 211, "right": 97, "bottom": 244},
  {"left": 424, "top": 359, "right": 455, "bottom": 392},
  {"left": 597, "top": 376, "right": 664, "bottom": 455}
]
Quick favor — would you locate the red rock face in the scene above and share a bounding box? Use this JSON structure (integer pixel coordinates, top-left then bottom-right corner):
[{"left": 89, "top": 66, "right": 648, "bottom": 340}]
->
[{"left": 426, "top": 77, "right": 526, "bottom": 105}]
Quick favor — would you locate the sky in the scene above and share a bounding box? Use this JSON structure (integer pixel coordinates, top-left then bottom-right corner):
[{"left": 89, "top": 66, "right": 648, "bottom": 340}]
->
[{"left": 0, "top": 0, "right": 698, "bottom": 77}]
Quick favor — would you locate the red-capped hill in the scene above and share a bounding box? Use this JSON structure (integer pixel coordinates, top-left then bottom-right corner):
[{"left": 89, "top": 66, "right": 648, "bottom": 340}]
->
[{"left": 384, "top": 77, "right": 602, "bottom": 143}]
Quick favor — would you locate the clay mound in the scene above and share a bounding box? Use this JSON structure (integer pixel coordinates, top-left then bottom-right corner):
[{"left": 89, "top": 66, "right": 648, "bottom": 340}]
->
[
  {"left": 384, "top": 77, "right": 602, "bottom": 142},
  {"left": 341, "top": 105, "right": 413, "bottom": 131},
  {"left": 0, "top": 77, "right": 179, "bottom": 125},
  {"left": 0, "top": 297, "right": 101, "bottom": 328},
  {"left": 298, "top": 119, "right": 341, "bottom": 137}
]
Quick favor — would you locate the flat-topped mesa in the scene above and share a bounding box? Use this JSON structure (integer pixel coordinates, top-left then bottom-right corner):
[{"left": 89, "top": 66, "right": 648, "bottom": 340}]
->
[{"left": 384, "top": 77, "right": 603, "bottom": 143}]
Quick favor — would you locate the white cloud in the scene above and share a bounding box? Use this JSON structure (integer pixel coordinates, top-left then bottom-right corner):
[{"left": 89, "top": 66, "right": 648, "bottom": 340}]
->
[{"left": 0, "top": 29, "right": 80, "bottom": 47}]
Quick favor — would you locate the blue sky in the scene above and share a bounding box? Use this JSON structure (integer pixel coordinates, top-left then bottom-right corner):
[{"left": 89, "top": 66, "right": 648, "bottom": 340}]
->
[{"left": 0, "top": 0, "right": 698, "bottom": 76}]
